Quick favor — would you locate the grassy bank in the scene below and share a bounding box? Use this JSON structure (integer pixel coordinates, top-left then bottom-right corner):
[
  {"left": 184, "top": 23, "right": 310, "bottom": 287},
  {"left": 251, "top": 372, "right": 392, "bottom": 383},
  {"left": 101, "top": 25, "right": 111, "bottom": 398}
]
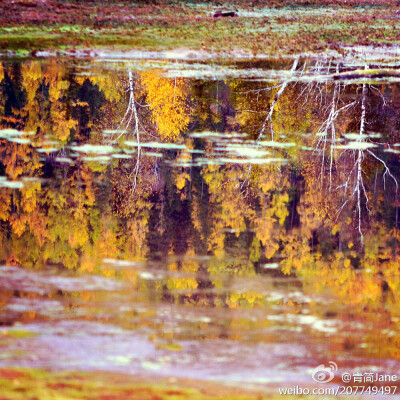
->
[{"left": 1, "top": 1, "right": 400, "bottom": 57}]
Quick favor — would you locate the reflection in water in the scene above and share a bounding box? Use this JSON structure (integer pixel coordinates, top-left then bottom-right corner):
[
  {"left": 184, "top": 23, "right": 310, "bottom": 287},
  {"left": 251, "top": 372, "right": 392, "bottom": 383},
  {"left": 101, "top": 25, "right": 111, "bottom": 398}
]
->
[{"left": 0, "top": 58, "right": 400, "bottom": 389}]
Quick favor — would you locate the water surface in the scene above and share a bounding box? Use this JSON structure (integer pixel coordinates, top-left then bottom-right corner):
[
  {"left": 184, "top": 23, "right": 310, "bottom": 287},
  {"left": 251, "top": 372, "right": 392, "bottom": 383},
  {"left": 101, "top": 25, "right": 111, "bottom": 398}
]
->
[{"left": 0, "top": 57, "right": 399, "bottom": 394}]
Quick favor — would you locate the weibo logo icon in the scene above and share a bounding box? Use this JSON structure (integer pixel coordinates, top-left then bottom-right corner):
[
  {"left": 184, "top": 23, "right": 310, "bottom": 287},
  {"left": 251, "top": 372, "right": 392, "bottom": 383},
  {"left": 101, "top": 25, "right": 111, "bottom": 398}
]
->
[{"left": 311, "top": 361, "right": 338, "bottom": 383}]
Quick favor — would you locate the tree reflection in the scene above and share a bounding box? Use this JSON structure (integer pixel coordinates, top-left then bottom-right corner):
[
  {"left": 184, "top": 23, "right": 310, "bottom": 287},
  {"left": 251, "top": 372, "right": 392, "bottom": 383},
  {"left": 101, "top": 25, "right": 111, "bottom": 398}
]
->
[{"left": 0, "top": 58, "right": 400, "bottom": 358}]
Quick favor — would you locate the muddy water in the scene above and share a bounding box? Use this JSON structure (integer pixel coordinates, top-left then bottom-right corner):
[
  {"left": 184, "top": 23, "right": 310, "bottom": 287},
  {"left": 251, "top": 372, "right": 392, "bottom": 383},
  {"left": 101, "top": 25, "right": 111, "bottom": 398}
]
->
[{"left": 0, "top": 57, "right": 399, "bottom": 394}]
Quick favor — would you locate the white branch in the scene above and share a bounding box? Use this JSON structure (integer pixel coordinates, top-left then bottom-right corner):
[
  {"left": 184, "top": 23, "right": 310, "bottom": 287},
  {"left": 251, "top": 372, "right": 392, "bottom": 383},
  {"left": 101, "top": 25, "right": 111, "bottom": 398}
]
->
[{"left": 257, "top": 57, "right": 299, "bottom": 141}]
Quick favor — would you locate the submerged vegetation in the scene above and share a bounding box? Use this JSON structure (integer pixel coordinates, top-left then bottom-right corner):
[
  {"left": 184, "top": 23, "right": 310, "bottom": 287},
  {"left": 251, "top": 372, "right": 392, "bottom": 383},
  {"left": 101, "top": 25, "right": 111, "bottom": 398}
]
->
[
  {"left": 0, "top": 368, "right": 370, "bottom": 400},
  {"left": 0, "top": 368, "right": 269, "bottom": 400}
]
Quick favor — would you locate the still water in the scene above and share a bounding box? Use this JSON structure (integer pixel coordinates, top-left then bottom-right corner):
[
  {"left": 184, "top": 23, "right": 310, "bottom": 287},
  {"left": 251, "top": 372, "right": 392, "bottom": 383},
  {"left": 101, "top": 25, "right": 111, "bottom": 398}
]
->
[{"left": 0, "top": 57, "right": 399, "bottom": 394}]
